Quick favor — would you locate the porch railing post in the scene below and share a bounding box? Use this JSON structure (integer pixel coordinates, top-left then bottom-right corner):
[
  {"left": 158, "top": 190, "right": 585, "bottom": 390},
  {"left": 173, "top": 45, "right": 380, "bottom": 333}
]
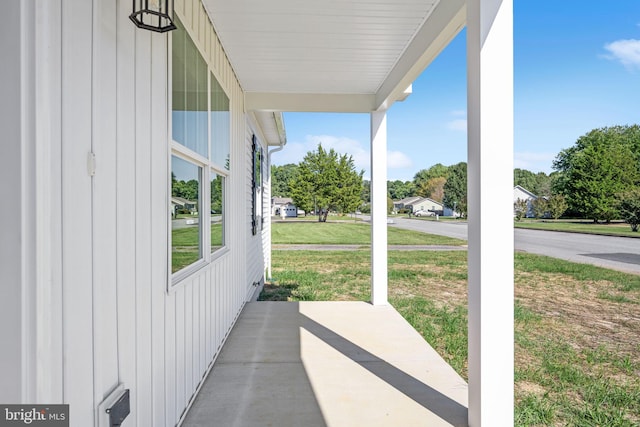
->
[{"left": 370, "top": 110, "right": 388, "bottom": 306}]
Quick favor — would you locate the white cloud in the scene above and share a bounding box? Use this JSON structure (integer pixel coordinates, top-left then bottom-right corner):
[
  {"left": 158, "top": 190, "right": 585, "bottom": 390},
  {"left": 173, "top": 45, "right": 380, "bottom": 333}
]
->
[
  {"left": 303, "top": 134, "right": 370, "bottom": 172},
  {"left": 514, "top": 152, "right": 556, "bottom": 173},
  {"left": 445, "top": 110, "right": 467, "bottom": 131},
  {"left": 446, "top": 118, "right": 467, "bottom": 131},
  {"left": 270, "top": 133, "right": 414, "bottom": 180},
  {"left": 273, "top": 134, "right": 370, "bottom": 172},
  {"left": 387, "top": 151, "right": 413, "bottom": 169},
  {"left": 603, "top": 39, "right": 640, "bottom": 70}
]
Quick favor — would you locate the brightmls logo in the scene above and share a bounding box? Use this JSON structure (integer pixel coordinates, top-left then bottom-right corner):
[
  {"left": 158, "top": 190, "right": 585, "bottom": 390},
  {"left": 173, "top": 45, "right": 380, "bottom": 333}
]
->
[{"left": 0, "top": 405, "right": 68, "bottom": 427}]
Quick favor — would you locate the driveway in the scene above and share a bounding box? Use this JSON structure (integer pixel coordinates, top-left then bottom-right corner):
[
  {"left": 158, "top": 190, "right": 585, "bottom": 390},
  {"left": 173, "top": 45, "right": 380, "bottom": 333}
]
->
[{"left": 388, "top": 217, "right": 640, "bottom": 275}]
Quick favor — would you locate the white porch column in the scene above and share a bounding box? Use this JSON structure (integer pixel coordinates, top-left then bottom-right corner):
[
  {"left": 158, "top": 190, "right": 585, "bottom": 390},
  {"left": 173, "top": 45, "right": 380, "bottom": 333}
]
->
[
  {"left": 466, "top": 0, "right": 514, "bottom": 426},
  {"left": 370, "top": 110, "right": 388, "bottom": 305}
]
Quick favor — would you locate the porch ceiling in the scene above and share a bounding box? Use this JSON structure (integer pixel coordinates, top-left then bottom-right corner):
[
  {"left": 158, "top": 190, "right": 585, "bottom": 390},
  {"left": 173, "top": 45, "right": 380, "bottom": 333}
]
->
[{"left": 202, "top": 0, "right": 466, "bottom": 113}]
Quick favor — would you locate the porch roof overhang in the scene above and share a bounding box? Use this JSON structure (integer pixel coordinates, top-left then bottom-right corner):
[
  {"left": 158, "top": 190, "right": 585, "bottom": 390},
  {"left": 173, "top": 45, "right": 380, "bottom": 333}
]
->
[
  {"left": 202, "top": 0, "right": 466, "bottom": 114},
  {"left": 252, "top": 110, "right": 287, "bottom": 146}
]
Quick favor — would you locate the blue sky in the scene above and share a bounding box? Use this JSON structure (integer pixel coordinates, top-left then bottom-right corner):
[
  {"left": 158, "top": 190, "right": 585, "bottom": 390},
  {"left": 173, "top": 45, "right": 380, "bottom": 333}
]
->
[{"left": 272, "top": 1, "right": 640, "bottom": 182}]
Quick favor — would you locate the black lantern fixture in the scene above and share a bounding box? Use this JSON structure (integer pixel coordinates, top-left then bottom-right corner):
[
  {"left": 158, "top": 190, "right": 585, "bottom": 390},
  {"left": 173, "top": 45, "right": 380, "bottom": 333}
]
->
[{"left": 130, "top": 0, "right": 177, "bottom": 33}]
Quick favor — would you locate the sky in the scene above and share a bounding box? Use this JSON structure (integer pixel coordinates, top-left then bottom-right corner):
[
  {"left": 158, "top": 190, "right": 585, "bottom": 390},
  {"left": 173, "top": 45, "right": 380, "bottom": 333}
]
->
[{"left": 271, "top": 1, "right": 640, "bottom": 182}]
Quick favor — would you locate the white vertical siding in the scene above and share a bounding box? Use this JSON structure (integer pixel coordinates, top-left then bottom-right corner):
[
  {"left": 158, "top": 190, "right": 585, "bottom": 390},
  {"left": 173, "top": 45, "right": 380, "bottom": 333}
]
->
[
  {"left": 245, "top": 120, "right": 268, "bottom": 300},
  {"left": 36, "top": 0, "right": 65, "bottom": 404},
  {"left": 92, "top": 0, "right": 120, "bottom": 413},
  {"left": 115, "top": 0, "right": 139, "bottom": 425},
  {"left": 1, "top": 0, "right": 27, "bottom": 403},
  {"left": 133, "top": 21, "right": 155, "bottom": 427},
  {"left": 19, "top": 0, "right": 269, "bottom": 425},
  {"left": 150, "top": 28, "right": 169, "bottom": 427},
  {"left": 61, "top": 0, "right": 96, "bottom": 424}
]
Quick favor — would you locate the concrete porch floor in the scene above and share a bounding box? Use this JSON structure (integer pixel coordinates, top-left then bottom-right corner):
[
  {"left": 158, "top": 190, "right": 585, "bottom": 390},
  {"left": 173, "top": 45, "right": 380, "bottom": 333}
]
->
[{"left": 182, "top": 301, "right": 468, "bottom": 427}]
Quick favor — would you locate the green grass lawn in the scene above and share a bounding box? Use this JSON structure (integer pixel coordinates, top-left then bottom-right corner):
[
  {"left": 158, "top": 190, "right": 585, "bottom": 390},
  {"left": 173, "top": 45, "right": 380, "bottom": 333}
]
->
[
  {"left": 515, "top": 219, "right": 639, "bottom": 238},
  {"left": 171, "top": 223, "right": 223, "bottom": 272},
  {"left": 260, "top": 221, "right": 640, "bottom": 426},
  {"left": 271, "top": 221, "right": 466, "bottom": 246}
]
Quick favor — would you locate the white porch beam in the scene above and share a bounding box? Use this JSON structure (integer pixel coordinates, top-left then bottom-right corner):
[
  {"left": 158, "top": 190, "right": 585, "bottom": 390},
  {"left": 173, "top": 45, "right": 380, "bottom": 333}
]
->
[
  {"left": 370, "top": 110, "right": 388, "bottom": 306},
  {"left": 466, "top": 0, "right": 514, "bottom": 425},
  {"left": 374, "top": 0, "right": 465, "bottom": 111},
  {"left": 245, "top": 92, "right": 376, "bottom": 113}
]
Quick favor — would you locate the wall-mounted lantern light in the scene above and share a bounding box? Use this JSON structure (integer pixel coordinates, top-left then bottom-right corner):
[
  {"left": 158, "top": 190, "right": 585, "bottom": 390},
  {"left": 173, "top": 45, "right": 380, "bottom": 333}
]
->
[{"left": 129, "top": 0, "right": 176, "bottom": 33}]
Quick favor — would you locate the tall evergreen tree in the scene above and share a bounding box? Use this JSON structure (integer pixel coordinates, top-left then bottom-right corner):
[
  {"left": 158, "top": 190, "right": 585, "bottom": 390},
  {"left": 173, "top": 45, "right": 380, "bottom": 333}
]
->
[{"left": 289, "top": 144, "right": 363, "bottom": 221}]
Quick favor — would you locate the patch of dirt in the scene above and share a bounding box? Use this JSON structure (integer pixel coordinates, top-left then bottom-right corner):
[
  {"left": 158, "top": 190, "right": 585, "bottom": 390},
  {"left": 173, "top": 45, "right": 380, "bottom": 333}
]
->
[
  {"left": 516, "top": 381, "right": 546, "bottom": 397},
  {"left": 515, "top": 271, "right": 640, "bottom": 361},
  {"left": 389, "top": 264, "right": 468, "bottom": 308}
]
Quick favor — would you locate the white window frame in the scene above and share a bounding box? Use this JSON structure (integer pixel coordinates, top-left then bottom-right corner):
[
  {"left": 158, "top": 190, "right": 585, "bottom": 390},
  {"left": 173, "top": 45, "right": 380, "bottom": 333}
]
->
[{"left": 168, "top": 16, "right": 231, "bottom": 289}]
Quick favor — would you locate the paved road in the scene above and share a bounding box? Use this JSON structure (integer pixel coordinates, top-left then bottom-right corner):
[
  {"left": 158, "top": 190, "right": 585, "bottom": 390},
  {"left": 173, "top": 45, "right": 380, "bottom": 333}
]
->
[
  {"left": 388, "top": 217, "right": 640, "bottom": 275},
  {"left": 389, "top": 217, "right": 469, "bottom": 240},
  {"left": 515, "top": 228, "right": 640, "bottom": 274}
]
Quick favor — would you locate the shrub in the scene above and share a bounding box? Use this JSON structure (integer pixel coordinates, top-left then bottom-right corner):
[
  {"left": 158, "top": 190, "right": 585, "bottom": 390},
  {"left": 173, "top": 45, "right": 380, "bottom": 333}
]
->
[
  {"left": 547, "top": 194, "right": 568, "bottom": 220},
  {"left": 618, "top": 189, "right": 640, "bottom": 232},
  {"left": 514, "top": 199, "right": 528, "bottom": 221}
]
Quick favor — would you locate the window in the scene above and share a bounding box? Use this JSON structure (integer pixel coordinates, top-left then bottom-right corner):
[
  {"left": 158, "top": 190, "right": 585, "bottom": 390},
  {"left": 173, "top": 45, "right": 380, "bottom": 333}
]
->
[
  {"left": 210, "top": 74, "right": 230, "bottom": 170},
  {"left": 171, "top": 18, "right": 208, "bottom": 158},
  {"left": 251, "top": 135, "right": 263, "bottom": 236},
  {"left": 171, "top": 16, "right": 230, "bottom": 281},
  {"left": 171, "top": 156, "right": 202, "bottom": 272},
  {"left": 210, "top": 172, "right": 224, "bottom": 252}
]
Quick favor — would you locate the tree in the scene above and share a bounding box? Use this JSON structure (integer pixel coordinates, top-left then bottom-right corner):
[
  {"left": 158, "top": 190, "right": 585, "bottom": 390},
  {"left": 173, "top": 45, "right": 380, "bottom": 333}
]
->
[
  {"left": 289, "top": 144, "right": 364, "bottom": 222},
  {"left": 387, "top": 180, "right": 414, "bottom": 200},
  {"left": 172, "top": 175, "right": 199, "bottom": 201},
  {"left": 535, "top": 172, "right": 554, "bottom": 197},
  {"left": 514, "top": 199, "right": 528, "bottom": 221},
  {"left": 618, "top": 189, "right": 640, "bottom": 232},
  {"left": 514, "top": 168, "right": 552, "bottom": 197},
  {"left": 514, "top": 168, "right": 537, "bottom": 193},
  {"left": 531, "top": 197, "right": 548, "bottom": 219},
  {"left": 271, "top": 163, "right": 298, "bottom": 197},
  {"left": 361, "top": 180, "right": 371, "bottom": 204},
  {"left": 289, "top": 169, "right": 314, "bottom": 216},
  {"left": 210, "top": 175, "right": 223, "bottom": 213},
  {"left": 546, "top": 195, "right": 567, "bottom": 220},
  {"left": 553, "top": 126, "right": 640, "bottom": 222},
  {"left": 334, "top": 154, "right": 364, "bottom": 215},
  {"left": 417, "top": 176, "right": 446, "bottom": 201},
  {"left": 443, "top": 162, "right": 467, "bottom": 217},
  {"left": 413, "top": 163, "right": 449, "bottom": 190}
]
